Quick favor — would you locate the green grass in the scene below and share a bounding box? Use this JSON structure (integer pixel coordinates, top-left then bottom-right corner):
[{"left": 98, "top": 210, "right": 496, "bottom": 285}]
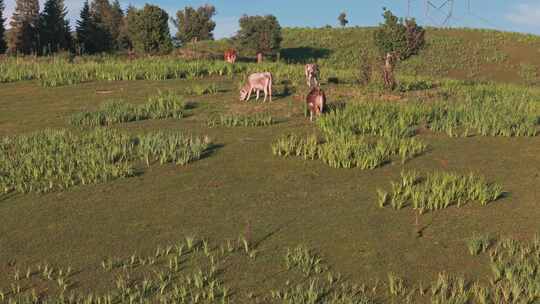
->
[
  {"left": 0, "top": 128, "right": 211, "bottom": 194},
  {"left": 3, "top": 234, "right": 537, "bottom": 303},
  {"left": 272, "top": 133, "right": 427, "bottom": 169},
  {"left": 207, "top": 113, "right": 274, "bottom": 127},
  {"left": 69, "top": 91, "right": 186, "bottom": 127},
  {"left": 378, "top": 171, "right": 504, "bottom": 212},
  {"left": 318, "top": 84, "right": 539, "bottom": 139},
  {"left": 466, "top": 233, "right": 493, "bottom": 256},
  {"left": 1, "top": 57, "right": 540, "bottom": 303}
]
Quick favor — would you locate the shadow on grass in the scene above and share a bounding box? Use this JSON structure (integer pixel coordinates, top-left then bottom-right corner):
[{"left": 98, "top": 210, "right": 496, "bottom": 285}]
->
[
  {"left": 281, "top": 47, "right": 332, "bottom": 63},
  {"left": 201, "top": 143, "right": 225, "bottom": 160}
]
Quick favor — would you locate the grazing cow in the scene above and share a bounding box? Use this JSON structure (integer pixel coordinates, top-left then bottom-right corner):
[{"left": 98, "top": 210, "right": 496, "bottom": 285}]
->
[
  {"left": 239, "top": 72, "right": 273, "bottom": 102},
  {"left": 224, "top": 49, "right": 237, "bottom": 64},
  {"left": 304, "top": 63, "right": 319, "bottom": 88},
  {"left": 306, "top": 86, "right": 326, "bottom": 121},
  {"left": 383, "top": 52, "right": 397, "bottom": 90}
]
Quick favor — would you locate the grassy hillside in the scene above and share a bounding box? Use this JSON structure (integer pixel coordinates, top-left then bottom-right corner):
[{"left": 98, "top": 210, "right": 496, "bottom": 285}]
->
[
  {"left": 186, "top": 27, "right": 540, "bottom": 84},
  {"left": 280, "top": 27, "right": 540, "bottom": 84}
]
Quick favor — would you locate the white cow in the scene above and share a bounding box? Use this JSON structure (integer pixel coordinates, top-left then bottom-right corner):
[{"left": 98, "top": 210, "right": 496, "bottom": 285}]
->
[
  {"left": 239, "top": 72, "right": 273, "bottom": 102},
  {"left": 304, "top": 64, "right": 319, "bottom": 88}
]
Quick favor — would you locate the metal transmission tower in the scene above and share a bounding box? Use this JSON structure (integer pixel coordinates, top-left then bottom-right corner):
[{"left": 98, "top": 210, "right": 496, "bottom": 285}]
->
[
  {"left": 424, "top": 0, "right": 455, "bottom": 25},
  {"left": 406, "top": 0, "right": 456, "bottom": 25}
]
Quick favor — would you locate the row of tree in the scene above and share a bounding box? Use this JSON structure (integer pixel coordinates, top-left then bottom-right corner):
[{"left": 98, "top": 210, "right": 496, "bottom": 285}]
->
[
  {"left": 0, "top": 0, "right": 218, "bottom": 55},
  {"left": 0, "top": 1, "right": 423, "bottom": 67}
]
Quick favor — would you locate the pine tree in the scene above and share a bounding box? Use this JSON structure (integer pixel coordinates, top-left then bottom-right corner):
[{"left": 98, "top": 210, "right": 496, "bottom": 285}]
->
[
  {"left": 8, "top": 0, "right": 40, "bottom": 54},
  {"left": 0, "top": 0, "right": 7, "bottom": 53},
  {"left": 90, "top": 0, "right": 113, "bottom": 51},
  {"left": 76, "top": 0, "right": 98, "bottom": 54},
  {"left": 110, "top": 0, "right": 124, "bottom": 49},
  {"left": 38, "top": 0, "right": 72, "bottom": 54}
]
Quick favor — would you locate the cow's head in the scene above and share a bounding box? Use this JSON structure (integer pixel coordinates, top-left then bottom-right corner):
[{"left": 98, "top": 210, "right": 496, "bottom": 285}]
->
[{"left": 239, "top": 88, "right": 249, "bottom": 101}]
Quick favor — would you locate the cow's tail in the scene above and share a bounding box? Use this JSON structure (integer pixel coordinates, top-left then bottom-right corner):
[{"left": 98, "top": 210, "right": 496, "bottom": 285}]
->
[{"left": 268, "top": 72, "right": 273, "bottom": 101}]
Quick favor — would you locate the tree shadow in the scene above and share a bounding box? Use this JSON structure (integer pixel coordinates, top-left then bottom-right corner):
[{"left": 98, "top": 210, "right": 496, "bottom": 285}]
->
[
  {"left": 280, "top": 47, "right": 332, "bottom": 63},
  {"left": 201, "top": 143, "right": 224, "bottom": 160}
]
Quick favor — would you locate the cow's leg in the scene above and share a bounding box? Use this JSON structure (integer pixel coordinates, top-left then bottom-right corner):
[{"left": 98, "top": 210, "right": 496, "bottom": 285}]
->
[
  {"left": 268, "top": 80, "right": 272, "bottom": 102},
  {"left": 256, "top": 90, "right": 260, "bottom": 101},
  {"left": 246, "top": 87, "right": 253, "bottom": 102}
]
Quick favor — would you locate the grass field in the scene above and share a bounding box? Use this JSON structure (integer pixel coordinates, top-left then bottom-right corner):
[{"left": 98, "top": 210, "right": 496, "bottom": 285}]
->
[{"left": 1, "top": 27, "right": 540, "bottom": 303}]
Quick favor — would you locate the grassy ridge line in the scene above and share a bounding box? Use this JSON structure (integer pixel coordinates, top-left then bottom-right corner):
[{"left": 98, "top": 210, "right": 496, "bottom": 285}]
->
[
  {"left": 2, "top": 27, "right": 539, "bottom": 87},
  {"left": 0, "top": 57, "right": 354, "bottom": 87},
  {"left": 187, "top": 27, "right": 540, "bottom": 83}
]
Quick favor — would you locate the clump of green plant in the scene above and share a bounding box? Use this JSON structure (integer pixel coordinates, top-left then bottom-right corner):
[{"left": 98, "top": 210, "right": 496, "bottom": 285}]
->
[
  {"left": 466, "top": 233, "right": 493, "bottom": 256},
  {"left": 0, "top": 237, "right": 231, "bottom": 304},
  {"left": 285, "top": 245, "right": 325, "bottom": 277},
  {"left": 0, "top": 129, "right": 211, "bottom": 194},
  {"left": 378, "top": 171, "right": 504, "bottom": 212},
  {"left": 272, "top": 134, "right": 426, "bottom": 169},
  {"left": 518, "top": 63, "right": 538, "bottom": 85},
  {"left": 318, "top": 86, "right": 539, "bottom": 139},
  {"left": 137, "top": 132, "right": 211, "bottom": 166},
  {"left": 184, "top": 83, "right": 219, "bottom": 96},
  {"left": 207, "top": 113, "right": 274, "bottom": 127},
  {"left": 317, "top": 102, "right": 426, "bottom": 139},
  {"left": 69, "top": 91, "right": 186, "bottom": 127},
  {"left": 430, "top": 273, "right": 470, "bottom": 304},
  {"left": 388, "top": 273, "right": 406, "bottom": 297}
]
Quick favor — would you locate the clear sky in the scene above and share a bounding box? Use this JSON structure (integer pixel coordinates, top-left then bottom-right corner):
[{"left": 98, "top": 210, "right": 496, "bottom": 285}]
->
[{"left": 3, "top": 0, "right": 540, "bottom": 38}]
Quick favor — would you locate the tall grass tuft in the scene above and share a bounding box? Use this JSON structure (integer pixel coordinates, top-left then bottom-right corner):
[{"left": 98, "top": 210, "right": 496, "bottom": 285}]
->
[
  {"left": 272, "top": 134, "right": 426, "bottom": 169},
  {"left": 0, "top": 129, "right": 211, "bottom": 194},
  {"left": 207, "top": 113, "right": 274, "bottom": 127},
  {"left": 69, "top": 91, "right": 186, "bottom": 127},
  {"left": 378, "top": 171, "right": 504, "bottom": 212}
]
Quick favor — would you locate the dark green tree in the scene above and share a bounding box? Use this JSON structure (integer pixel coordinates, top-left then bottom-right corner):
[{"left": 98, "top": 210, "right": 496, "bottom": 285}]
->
[
  {"left": 89, "top": 0, "right": 114, "bottom": 51},
  {"left": 0, "top": 0, "right": 7, "bottom": 53},
  {"left": 38, "top": 0, "right": 72, "bottom": 54},
  {"left": 338, "top": 12, "right": 348, "bottom": 27},
  {"left": 8, "top": 0, "right": 40, "bottom": 54},
  {"left": 76, "top": 0, "right": 107, "bottom": 54},
  {"left": 373, "top": 8, "right": 425, "bottom": 60},
  {"left": 126, "top": 4, "right": 172, "bottom": 54},
  {"left": 373, "top": 8, "right": 425, "bottom": 90},
  {"left": 173, "top": 5, "right": 216, "bottom": 44},
  {"left": 236, "top": 15, "right": 282, "bottom": 62},
  {"left": 109, "top": 0, "right": 124, "bottom": 49}
]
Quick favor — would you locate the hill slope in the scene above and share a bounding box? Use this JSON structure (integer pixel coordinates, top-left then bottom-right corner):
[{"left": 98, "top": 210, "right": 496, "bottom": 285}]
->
[
  {"left": 188, "top": 27, "right": 540, "bottom": 84},
  {"left": 281, "top": 27, "right": 540, "bottom": 84}
]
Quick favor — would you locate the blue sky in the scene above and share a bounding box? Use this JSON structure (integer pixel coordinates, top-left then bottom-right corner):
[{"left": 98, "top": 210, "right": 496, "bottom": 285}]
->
[{"left": 3, "top": 0, "right": 540, "bottom": 37}]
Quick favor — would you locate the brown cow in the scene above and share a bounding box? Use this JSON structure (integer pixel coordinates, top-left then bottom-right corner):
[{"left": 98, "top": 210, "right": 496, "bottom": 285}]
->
[
  {"left": 306, "top": 86, "right": 326, "bottom": 121},
  {"left": 224, "top": 49, "right": 237, "bottom": 64},
  {"left": 239, "top": 72, "right": 273, "bottom": 102}
]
